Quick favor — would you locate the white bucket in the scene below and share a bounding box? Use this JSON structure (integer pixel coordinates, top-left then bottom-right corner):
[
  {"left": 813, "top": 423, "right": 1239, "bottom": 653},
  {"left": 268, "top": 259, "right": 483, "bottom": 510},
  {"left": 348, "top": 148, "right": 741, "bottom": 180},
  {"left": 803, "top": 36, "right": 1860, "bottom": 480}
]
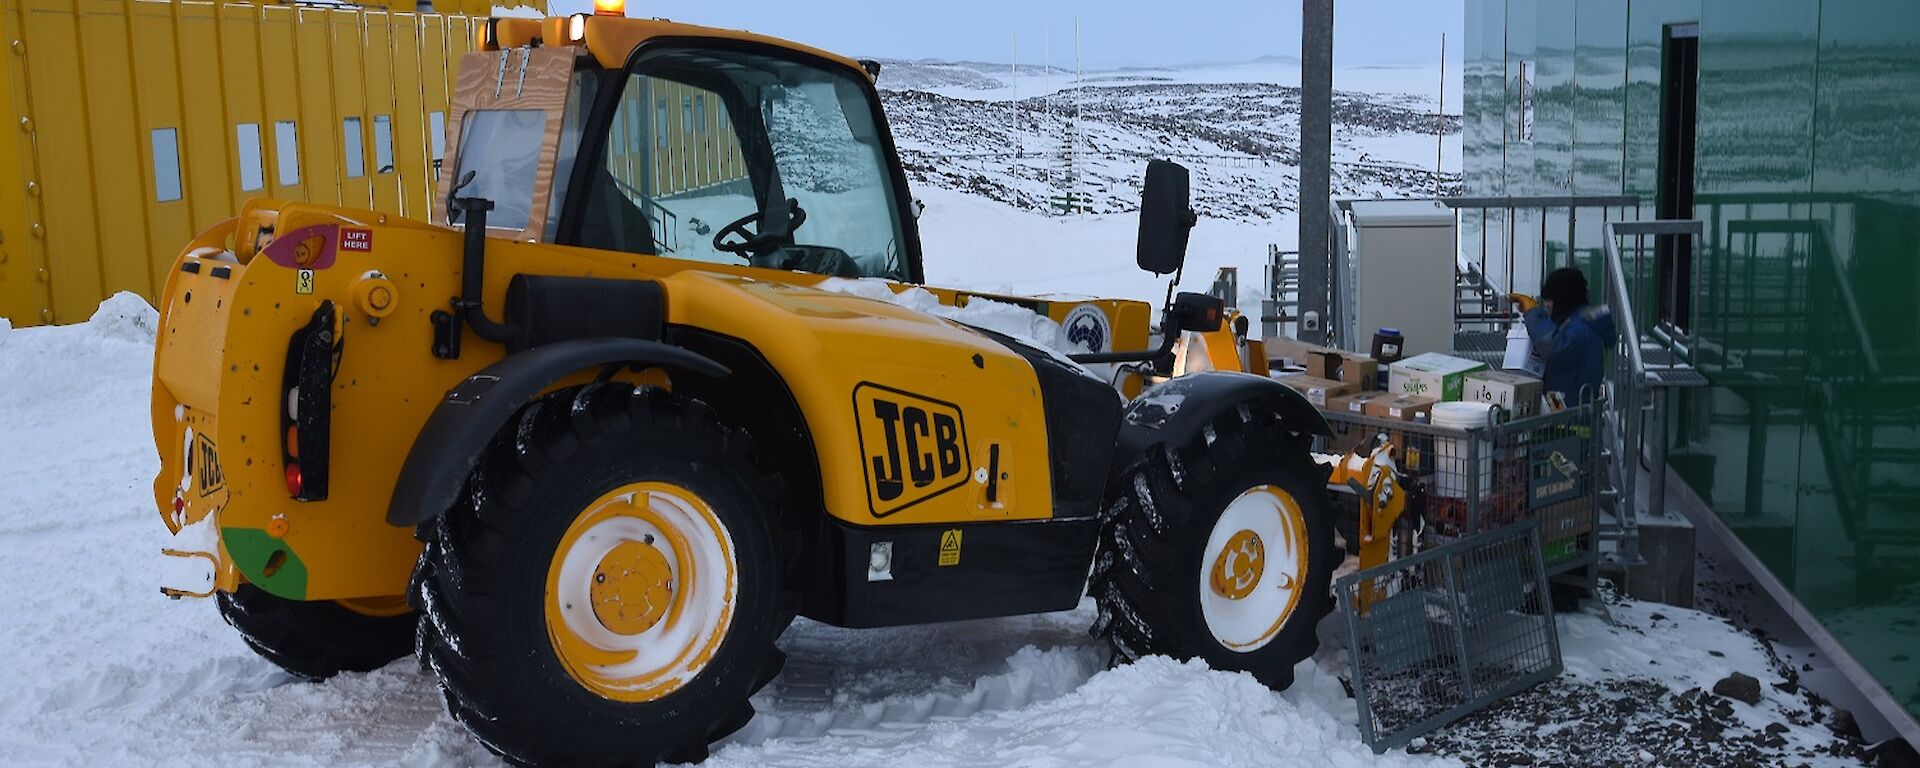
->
[{"left": 1431, "top": 401, "right": 1496, "bottom": 499}]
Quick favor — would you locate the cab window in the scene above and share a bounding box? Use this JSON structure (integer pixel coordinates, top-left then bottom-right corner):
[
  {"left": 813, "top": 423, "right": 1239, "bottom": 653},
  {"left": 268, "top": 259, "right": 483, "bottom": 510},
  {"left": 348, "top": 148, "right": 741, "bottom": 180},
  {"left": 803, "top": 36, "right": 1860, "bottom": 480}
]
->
[{"left": 569, "top": 46, "right": 909, "bottom": 281}]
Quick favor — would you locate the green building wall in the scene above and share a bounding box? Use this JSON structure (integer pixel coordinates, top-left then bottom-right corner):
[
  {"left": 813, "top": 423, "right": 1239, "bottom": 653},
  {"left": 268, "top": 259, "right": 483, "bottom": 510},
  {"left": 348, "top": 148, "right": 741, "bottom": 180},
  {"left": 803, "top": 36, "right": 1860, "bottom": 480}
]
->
[{"left": 1466, "top": 0, "right": 1920, "bottom": 723}]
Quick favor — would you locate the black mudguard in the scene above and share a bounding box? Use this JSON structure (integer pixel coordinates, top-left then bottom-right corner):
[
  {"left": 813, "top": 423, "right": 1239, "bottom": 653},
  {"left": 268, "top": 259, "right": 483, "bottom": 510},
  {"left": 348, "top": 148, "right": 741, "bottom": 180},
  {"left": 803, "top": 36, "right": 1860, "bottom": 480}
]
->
[
  {"left": 386, "top": 338, "right": 728, "bottom": 526},
  {"left": 1116, "top": 371, "right": 1331, "bottom": 461}
]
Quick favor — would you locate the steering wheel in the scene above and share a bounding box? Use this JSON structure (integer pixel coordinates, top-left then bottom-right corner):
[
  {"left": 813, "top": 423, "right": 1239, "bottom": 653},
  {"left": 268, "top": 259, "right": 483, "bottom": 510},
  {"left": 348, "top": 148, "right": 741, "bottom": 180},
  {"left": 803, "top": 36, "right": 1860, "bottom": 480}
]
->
[{"left": 713, "top": 199, "right": 807, "bottom": 256}]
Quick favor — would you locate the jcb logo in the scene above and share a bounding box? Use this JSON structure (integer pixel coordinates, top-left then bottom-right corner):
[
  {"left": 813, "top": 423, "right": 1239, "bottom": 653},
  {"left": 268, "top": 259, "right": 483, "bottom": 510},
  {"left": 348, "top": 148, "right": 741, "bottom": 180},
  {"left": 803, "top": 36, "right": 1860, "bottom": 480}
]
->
[
  {"left": 194, "top": 433, "right": 225, "bottom": 497},
  {"left": 854, "top": 383, "right": 971, "bottom": 516}
]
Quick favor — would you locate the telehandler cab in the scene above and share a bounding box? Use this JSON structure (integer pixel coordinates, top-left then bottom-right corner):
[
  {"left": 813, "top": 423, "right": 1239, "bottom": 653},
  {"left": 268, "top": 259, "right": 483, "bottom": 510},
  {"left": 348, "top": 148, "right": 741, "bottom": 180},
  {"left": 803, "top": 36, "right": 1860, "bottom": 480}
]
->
[{"left": 151, "top": 11, "right": 1393, "bottom": 765}]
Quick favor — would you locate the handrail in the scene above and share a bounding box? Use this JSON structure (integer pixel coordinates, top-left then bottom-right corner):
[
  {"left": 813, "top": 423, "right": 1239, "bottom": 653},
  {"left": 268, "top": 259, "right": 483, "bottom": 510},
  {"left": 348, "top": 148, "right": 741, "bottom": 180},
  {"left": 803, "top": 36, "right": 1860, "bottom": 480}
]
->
[
  {"left": 1601, "top": 222, "right": 1654, "bottom": 382},
  {"left": 1325, "top": 194, "right": 1642, "bottom": 354},
  {"left": 1332, "top": 194, "right": 1640, "bottom": 213},
  {"left": 1601, "top": 219, "right": 1706, "bottom": 379}
]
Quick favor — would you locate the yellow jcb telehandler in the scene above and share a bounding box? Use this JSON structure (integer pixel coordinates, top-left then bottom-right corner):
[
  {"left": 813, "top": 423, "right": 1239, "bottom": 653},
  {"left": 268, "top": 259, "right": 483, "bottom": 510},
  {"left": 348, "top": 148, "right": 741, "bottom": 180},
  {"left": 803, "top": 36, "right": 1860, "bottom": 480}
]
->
[{"left": 151, "top": 10, "right": 1408, "bottom": 764}]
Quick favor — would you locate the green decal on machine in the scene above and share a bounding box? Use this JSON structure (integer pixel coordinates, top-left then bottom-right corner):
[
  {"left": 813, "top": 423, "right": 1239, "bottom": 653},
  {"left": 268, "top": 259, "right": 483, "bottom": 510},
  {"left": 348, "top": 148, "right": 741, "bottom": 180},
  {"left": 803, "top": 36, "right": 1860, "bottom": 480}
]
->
[{"left": 223, "top": 527, "right": 310, "bottom": 600}]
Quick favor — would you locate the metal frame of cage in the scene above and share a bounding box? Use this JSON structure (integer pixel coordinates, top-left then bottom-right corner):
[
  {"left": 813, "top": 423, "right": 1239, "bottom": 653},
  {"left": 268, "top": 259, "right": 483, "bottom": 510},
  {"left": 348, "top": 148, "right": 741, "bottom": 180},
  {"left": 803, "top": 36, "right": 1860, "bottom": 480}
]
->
[
  {"left": 1317, "top": 397, "right": 1604, "bottom": 585},
  {"left": 1337, "top": 520, "right": 1564, "bottom": 752}
]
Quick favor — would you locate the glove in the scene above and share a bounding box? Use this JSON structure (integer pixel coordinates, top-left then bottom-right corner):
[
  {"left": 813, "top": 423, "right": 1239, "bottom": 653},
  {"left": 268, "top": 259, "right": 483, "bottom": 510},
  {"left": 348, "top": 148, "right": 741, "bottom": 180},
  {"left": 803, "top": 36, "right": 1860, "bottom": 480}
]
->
[{"left": 1507, "top": 292, "right": 1539, "bottom": 313}]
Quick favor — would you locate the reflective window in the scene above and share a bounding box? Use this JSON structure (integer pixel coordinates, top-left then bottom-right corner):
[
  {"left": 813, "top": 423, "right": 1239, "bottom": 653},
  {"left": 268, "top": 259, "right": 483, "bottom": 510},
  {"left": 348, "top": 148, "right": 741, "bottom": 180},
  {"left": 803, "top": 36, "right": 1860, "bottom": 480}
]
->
[
  {"left": 151, "top": 128, "right": 182, "bottom": 202},
  {"left": 273, "top": 120, "right": 300, "bottom": 186},
  {"left": 429, "top": 111, "right": 446, "bottom": 165},
  {"left": 236, "top": 123, "right": 264, "bottom": 192},
  {"left": 373, "top": 114, "right": 395, "bottom": 174},
  {"left": 342, "top": 117, "right": 365, "bottom": 178},
  {"left": 572, "top": 48, "right": 907, "bottom": 280},
  {"left": 450, "top": 109, "right": 546, "bottom": 231}
]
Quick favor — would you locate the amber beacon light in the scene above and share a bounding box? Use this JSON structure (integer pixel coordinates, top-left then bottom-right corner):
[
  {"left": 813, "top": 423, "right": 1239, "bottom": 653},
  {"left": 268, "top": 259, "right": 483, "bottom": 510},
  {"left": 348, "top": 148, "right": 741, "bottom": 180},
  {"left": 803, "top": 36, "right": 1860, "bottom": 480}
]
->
[{"left": 593, "top": 0, "right": 624, "bottom": 16}]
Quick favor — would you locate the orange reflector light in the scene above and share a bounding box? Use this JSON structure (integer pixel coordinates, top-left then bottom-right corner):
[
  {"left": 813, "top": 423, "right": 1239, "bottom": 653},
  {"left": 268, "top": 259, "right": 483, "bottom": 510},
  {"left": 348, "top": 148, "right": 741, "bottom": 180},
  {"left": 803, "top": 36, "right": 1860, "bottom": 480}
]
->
[
  {"left": 286, "top": 425, "right": 300, "bottom": 459},
  {"left": 593, "top": 0, "right": 623, "bottom": 16},
  {"left": 285, "top": 462, "right": 303, "bottom": 496}
]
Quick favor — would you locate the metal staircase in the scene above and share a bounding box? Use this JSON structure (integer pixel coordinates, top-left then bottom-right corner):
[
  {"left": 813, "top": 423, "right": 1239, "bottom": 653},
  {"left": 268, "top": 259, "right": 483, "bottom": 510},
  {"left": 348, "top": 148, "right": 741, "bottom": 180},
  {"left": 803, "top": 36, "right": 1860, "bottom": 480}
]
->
[{"left": 1597, "top": 220, "right": 1713, "bottom": 565}]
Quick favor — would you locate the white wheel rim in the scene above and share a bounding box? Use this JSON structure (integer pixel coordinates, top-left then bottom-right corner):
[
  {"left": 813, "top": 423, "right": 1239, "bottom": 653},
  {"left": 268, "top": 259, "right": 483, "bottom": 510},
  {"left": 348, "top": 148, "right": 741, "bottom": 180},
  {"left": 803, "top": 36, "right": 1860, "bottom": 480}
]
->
[
  {"left": 547, "top": 483, "right": 737, "bottom": 701},
  {"left": 1198, "top": 485, "right": 1310, "bottom": 653}
]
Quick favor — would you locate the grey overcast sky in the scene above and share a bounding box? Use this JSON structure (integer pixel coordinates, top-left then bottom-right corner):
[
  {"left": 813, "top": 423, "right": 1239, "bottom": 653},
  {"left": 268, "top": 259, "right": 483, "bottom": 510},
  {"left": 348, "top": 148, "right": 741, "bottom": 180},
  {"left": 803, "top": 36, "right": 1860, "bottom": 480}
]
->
[{"left": 543, "top": 0, "right": 1465, "bottom": 70}]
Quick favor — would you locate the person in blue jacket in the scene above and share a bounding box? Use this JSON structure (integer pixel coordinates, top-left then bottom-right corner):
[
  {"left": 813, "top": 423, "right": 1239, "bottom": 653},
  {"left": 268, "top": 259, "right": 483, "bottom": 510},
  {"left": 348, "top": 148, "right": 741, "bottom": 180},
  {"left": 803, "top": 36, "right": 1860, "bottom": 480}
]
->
[{"left": 1516, "top": 267, "right": 1617, "bottom": 404}]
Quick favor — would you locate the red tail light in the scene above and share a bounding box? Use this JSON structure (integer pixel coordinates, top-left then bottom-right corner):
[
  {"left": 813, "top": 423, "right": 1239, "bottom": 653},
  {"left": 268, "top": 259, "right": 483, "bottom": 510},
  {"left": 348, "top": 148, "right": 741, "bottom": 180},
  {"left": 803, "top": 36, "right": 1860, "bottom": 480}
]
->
[{"left": 285, "top": 462, "right": 303, "bottom": 496}]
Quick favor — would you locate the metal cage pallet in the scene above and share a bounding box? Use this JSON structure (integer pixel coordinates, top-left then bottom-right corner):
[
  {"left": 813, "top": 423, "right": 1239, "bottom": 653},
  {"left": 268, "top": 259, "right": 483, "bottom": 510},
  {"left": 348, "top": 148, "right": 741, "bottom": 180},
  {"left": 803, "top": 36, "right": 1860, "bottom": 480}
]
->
[
  {"left": 1337, "top": 520, "right": 1564, "bottom": 752},
  {"left": 1316, "top": 398, "right": 1604, "bottom": 583}
]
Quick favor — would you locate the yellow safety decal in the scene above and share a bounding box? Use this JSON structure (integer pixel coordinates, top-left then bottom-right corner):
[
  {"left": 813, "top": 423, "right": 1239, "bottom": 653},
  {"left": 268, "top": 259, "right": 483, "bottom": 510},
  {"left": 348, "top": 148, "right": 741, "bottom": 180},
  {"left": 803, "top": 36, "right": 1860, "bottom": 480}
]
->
[
  {"left": 938, "top": 529, "right": 962, "bottom": 567},
  {"left": 295, "top": 269, "right": 316, "bottom": 295}
]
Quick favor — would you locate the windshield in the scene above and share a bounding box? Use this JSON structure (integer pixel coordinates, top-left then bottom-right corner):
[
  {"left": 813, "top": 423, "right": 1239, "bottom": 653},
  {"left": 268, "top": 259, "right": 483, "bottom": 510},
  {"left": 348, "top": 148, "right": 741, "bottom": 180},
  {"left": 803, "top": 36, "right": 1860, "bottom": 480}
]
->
[{"left": 568, "top": 46, "right": 910, "bottom": 280}]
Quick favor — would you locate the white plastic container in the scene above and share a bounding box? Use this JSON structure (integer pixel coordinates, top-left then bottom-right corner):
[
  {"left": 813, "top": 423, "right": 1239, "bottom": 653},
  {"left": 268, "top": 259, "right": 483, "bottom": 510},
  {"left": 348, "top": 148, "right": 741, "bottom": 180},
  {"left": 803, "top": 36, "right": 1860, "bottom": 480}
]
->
[
  {"left": 1431, "top": 401, "right": 1496, "bottom": 499},
  {"left": 1503, "top": 314, "right": 1546, "bottom": 376}
]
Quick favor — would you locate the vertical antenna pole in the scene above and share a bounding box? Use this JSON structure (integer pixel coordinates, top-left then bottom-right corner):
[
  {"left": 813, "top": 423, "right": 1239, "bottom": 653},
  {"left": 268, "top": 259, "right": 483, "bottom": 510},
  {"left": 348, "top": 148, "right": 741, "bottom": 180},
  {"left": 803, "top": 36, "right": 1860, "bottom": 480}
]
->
[{"left": 1436, "top": 33, "right": 1447, "bottom": 196}]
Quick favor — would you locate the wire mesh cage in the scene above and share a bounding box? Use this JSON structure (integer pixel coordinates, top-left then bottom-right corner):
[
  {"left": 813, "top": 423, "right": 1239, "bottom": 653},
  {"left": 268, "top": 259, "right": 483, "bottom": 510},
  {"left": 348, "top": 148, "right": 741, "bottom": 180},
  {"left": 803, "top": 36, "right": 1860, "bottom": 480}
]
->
[
  {"left": 1318, "top": 398, "right": 1604, "bottom": 579},
  {"left": 1337, "top": 521, "right": 1563, "bottom": 752}
]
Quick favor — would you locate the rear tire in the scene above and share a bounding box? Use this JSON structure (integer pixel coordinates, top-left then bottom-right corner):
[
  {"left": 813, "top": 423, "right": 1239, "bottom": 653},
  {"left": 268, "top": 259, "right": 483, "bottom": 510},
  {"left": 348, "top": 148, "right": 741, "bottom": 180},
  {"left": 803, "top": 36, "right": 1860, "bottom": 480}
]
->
[
  {"left": 411, "top": 384, "right": 790, "bottom": 766},
  {"left": 1091, "top": 408, "right": 1337, "bottom": 690},
  {"left": 216, "top": 584, "right": 416, "bottom": 680}
]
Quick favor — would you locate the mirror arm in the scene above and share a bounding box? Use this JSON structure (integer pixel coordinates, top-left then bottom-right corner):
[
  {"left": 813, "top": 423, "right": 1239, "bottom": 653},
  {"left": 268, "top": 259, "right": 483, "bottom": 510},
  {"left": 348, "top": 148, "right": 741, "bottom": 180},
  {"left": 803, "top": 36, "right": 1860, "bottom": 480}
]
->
[{"left": 1068, "top": 322, "right": 1180, "bottom": 365}]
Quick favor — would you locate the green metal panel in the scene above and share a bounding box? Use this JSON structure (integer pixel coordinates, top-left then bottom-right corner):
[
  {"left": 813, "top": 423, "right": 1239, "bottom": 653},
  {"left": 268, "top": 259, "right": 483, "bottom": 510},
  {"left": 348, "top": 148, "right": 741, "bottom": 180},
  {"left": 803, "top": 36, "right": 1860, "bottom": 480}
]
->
[
  {"left": 1530, "top": 0, "right": 1575, "bottom": 198},
  {"left": 1572, "top": 0, "right": 1626, "bottom": 196},
  {"left": 1464, "top": 0, "right": 1920, "bottom": 723},
  {"left": 1804, "top": 0, "right": 1920, "bottom": 722}
]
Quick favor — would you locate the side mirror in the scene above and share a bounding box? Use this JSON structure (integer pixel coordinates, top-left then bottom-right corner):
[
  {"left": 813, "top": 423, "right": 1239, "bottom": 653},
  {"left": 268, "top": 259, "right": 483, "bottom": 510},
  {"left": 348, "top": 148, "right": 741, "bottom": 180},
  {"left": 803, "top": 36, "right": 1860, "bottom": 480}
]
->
[
  {"left": 1137, "top": 159, "right": 1198, "bottom": 275},
  {"left": 1169, "top": 291, "right": 1225, "bottom": 333}
]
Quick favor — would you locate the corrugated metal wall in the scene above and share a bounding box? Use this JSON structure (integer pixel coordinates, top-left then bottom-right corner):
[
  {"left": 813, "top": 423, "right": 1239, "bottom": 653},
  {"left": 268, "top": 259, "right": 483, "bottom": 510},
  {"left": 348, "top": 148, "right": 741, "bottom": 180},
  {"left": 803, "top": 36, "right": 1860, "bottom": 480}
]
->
[
  {"left": 600, "top": 76, "right": 748, "bottom": 201},
  {"left": 0, "top": 0, "right": 481, "bottom": 326}
]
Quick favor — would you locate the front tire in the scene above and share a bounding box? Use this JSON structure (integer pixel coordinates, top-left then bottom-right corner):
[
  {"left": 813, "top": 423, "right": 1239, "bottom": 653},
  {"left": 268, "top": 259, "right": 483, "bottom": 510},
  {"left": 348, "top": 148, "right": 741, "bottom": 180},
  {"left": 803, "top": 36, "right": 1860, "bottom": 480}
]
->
[
  {"left": 1091, "top": 409, "right": 1337, "bottom": 689},
  {"left": 411, "top": 384, "right": 788, "bottom": 766},
  {"left": 216, "top": 584, "right": 415, "bottom": 680}
]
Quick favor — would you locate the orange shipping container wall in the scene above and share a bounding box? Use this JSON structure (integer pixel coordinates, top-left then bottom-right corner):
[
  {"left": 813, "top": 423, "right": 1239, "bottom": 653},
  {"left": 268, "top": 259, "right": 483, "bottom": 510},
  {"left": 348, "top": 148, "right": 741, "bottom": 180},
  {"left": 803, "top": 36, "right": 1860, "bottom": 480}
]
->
[{"left": 0, "top": 0, "right": 495, "bottom": 326}]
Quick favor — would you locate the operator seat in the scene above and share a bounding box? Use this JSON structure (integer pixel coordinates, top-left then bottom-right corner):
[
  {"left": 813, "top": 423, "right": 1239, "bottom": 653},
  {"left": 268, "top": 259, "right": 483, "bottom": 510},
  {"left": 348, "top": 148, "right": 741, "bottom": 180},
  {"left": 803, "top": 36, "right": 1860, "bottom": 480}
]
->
[{"left": 574, "top": 167, "right": 657, "bottom": 255}]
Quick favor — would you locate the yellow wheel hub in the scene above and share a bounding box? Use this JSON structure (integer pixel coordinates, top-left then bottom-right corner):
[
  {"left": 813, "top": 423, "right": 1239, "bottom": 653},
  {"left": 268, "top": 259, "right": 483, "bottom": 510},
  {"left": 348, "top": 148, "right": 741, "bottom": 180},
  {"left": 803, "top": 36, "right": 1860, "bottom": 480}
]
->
[
  {"left": 1210, "top": 529, "right": 1267, "bottom": 600},
  {"left": 589, "top": 540, "right": 675, "bottom": 635},
  {"left": 544, "top": 482, "right": 737, "bottom": 703}
]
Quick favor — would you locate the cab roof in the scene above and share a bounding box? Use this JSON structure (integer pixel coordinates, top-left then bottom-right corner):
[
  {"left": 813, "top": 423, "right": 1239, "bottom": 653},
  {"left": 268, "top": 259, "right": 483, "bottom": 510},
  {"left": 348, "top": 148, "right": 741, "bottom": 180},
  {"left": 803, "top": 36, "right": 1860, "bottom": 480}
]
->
[{"left": 483, "top": 14, "right": 873, "bottom": 80}]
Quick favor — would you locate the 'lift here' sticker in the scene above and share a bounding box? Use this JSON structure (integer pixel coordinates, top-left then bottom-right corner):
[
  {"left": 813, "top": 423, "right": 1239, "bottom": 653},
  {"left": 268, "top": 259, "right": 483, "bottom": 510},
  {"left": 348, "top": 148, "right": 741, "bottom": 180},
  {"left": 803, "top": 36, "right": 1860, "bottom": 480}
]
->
[{"left": 261, "top": 224, "right": 371, "bottom": 271}]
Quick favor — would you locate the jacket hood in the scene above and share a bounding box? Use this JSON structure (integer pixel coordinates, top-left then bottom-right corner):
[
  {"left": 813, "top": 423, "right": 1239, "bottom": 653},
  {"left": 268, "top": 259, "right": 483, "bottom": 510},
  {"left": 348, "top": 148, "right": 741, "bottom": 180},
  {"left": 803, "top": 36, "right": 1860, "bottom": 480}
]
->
[{"left": 1572, "top": 305, "right": 1619, "bottom": 347}]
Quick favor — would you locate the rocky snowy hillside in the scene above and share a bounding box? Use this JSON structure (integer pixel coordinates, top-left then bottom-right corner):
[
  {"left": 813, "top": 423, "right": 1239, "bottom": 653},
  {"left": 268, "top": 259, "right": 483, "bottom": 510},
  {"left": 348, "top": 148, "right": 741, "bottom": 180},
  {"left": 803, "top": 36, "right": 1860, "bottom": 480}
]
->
[{"left": 874, "top": 58, "right": 1462, "bottom": 219}]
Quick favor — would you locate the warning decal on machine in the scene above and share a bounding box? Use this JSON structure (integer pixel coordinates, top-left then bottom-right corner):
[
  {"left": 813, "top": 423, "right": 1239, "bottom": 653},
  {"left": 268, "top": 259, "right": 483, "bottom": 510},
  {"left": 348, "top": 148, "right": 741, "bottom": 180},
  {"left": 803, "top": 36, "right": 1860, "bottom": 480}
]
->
[{"left": 938, "top": 529, "right": 962, "bottom": 567}]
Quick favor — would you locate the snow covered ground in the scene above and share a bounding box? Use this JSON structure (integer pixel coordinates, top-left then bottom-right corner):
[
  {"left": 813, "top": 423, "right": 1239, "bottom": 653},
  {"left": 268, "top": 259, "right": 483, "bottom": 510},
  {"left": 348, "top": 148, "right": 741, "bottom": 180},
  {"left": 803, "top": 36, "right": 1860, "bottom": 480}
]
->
[{"left": 0, "top": 289, "right": 1870, "bottom": 767}]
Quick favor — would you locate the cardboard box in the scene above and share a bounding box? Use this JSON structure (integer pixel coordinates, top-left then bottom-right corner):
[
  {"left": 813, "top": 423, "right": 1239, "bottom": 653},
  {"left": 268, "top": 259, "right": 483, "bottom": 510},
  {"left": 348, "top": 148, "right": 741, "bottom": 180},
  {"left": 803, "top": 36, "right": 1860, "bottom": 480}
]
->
[
  {"left": 1387, "top": 352, "right": 1488, "bottom": 401},
  {"left": 1278, "top": 375, "right": 1354, "bottom": 407},
  {"left": 1265, "top": 336, "right": 1332, "bottom": 371},
  {"left": 1304, "top": 350, "right": 1381, "bottom": 392},
  {"left": 1326, "top": 390, "right": 1391, "bottom": 416},
  {"left": 1363, "top": 393, "right": 1437, "bottom": 422},
  {"left": 1320, "top": 417, "right": 1373, "bottom": 456},
  {"left": 1464, "top": 369, "right": 1544, "bottom": 418},
  {"left": 1337, "top": 354, "right": 1380, "bottom": 392}
]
